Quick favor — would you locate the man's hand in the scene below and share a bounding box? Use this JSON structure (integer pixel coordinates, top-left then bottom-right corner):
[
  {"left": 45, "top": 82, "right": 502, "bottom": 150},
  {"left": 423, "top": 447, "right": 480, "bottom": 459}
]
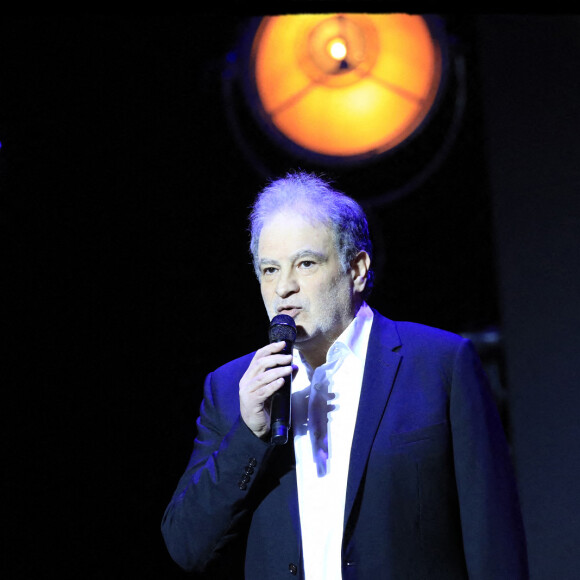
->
[{"left": 239, "top": 341, "right": 293, "bottom": 439}]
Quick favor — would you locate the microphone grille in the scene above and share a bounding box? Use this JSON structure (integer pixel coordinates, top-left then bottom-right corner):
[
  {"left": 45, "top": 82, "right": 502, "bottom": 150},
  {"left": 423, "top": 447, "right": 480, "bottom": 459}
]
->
[{"left": 269, "top": 314, "right": 297, "bottom": 343}]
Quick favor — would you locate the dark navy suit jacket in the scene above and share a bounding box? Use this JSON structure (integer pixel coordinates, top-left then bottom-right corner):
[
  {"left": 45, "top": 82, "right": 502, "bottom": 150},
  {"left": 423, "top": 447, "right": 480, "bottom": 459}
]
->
[{"left": 162, "top": 311, "right": 529, "bottom": 579}]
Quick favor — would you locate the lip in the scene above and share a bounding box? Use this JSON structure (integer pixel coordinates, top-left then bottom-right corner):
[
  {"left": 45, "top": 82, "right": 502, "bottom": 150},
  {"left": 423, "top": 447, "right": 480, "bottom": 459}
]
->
[{"left": 277, "top": 306, "right": 302, "bottom": 318}]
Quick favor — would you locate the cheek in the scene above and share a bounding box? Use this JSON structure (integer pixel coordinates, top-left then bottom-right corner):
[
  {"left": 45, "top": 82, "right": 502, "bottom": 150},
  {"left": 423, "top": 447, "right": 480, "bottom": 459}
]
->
[
  {"left": 324, "top": 276, "right": 353, "bottom": 309},
  {"left": 260, "top": 284, "right": 275, "bottom": 311},
  {"left": 310, "top": 280, "right": 338, "bottom": 311}
]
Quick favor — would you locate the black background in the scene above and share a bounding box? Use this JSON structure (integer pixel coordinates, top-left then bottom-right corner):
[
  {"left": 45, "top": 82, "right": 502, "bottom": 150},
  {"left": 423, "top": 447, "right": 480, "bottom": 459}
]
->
[{"left": 2, "top": 14, "right": 578, "bottom": 579}]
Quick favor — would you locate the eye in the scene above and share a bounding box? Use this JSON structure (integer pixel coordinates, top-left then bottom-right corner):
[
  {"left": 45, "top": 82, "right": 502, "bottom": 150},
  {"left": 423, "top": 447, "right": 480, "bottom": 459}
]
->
[
  {"left": 262, "top": 266, "right": 278, "bottom": 276},
  {"left": 298, "top": 260, "right": 316, "bottom": 269}
]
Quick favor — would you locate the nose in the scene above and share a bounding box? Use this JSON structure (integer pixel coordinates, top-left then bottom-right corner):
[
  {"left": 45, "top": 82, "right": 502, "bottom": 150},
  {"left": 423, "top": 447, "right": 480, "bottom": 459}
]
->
[{"left": 275, "top": 268, "right": 299, "bottom": 298}]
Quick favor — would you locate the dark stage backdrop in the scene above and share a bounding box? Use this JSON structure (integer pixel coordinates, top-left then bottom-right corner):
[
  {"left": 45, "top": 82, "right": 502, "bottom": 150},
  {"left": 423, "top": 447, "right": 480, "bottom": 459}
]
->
[{"left": 2, "top": 15, "right": 578, "bottom": 579}]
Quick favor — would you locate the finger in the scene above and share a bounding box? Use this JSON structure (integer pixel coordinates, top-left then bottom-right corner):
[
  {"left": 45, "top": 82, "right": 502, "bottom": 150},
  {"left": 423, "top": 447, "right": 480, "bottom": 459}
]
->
[
  {"left": 253, "top": 376, "right": 287, "bottom": 401},
  {"left": 258, "top": 353, "right": 293, "bottom": 371},
  {"left": 244, "top": 365, "right": 293, "bottom": 394},
  {"left": 247, "top": 352, "right": 293, "bottom": 377},
  {"left": 253, "top": 341, "right": 289, "bottom": 359},
  {"left": 261, "top": 365, "right": 293, "bottom": 384},
  {"left": 240, "top": 373, "right": 286, "bottom": 408}
]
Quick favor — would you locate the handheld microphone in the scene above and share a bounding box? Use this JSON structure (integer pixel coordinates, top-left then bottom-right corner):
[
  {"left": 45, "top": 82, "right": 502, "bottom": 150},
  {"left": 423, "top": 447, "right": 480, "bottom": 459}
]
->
[{"left": 268, "top": 314, "right": 296, "bottom": 445}]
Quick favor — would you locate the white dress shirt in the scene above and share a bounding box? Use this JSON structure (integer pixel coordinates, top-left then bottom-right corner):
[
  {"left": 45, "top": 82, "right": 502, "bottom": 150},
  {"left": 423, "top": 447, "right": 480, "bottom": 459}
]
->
[{"left": 291, "top": 303, "right": 374, "bottom": 580}]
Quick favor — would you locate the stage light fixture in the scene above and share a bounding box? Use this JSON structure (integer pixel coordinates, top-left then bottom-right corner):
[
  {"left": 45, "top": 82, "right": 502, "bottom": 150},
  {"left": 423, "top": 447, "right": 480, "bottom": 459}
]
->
[{"left": 244, "top": 13, "right": 444, "bottom": 163}]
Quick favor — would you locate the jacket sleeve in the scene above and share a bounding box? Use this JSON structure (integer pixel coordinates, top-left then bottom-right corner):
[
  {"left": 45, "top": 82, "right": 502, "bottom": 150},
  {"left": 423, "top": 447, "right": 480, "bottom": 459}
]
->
[
  {"left": 161, "top": 368, "right": 274, "bottom": 573},
  {"left": 450, "top": 338, "right": 529, "bottom": 579}
]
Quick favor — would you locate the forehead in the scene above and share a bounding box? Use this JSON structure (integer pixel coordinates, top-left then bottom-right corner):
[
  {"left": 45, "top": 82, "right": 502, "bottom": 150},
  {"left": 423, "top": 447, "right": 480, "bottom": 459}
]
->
[{"left": 258, "top": 211, "right": 335, "bottom": 257}]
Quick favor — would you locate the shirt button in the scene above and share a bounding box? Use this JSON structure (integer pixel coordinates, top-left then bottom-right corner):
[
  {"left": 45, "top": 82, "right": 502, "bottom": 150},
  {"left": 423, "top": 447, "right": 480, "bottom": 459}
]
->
[{"left": 288, "top": 563, "right": 298, "bottom": 575}]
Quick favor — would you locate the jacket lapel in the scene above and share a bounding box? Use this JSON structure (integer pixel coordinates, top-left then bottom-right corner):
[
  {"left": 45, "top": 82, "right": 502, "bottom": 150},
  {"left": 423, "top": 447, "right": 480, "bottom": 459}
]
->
[{"left": 343, "top": 312, "right": 402, "bottom": 529}]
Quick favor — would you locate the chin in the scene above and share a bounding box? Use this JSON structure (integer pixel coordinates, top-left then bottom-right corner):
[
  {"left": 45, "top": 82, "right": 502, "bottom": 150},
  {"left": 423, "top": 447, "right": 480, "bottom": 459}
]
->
[{"left": 294, "top": 327, "right": 308, "bottom": 341}]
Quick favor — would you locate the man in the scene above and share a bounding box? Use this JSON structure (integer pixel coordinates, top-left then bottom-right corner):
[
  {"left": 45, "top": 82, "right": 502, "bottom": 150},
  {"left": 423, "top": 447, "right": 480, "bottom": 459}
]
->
[{"left": 161, "top": 171, "right": 528, "bottom": 579}]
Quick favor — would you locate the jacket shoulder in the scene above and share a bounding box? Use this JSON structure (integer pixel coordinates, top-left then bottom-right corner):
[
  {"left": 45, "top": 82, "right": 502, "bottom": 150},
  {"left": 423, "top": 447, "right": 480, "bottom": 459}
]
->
[
  {"left": 370, "top": 310, "right": 467, "bottom": 366},
  {"left": 371, "top": 309, "right": 464, "bottom": 347},
  {"left": 394, "top": 320, "right": 464, "bottom": 346},
  {"left": 212, "top": 351, "right": 256, "bottom": 378}
]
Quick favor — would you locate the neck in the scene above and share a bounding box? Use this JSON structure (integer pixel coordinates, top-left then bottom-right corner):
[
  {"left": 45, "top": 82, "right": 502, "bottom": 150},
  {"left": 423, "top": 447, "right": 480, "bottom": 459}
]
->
[
  {"left": 298, "top": 340, "right": 333, "bottom": 371},
  {"left": 298, "top": 304, "right": 362, "bottom": 370}
]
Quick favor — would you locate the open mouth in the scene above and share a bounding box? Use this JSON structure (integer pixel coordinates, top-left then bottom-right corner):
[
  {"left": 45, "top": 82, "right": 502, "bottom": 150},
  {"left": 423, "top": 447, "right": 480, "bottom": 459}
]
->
[{"left": 277, "top": 306, "right": 302, "bottom": 318}]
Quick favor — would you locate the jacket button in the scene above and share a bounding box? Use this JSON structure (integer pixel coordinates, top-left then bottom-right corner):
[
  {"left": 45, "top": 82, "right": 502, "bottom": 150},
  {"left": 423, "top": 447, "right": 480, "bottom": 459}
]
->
[
  {"left": 248, "top": 457, "right": 257, "bottom": 467},
  {"left": 288, "top": 563, "right": 297, "bottom": 575}
]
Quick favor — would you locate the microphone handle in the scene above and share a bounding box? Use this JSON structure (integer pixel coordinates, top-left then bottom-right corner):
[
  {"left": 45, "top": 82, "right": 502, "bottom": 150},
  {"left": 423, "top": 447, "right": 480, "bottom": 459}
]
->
[{"left": 270, "top": 338, "right": 292, "bottom": 445}]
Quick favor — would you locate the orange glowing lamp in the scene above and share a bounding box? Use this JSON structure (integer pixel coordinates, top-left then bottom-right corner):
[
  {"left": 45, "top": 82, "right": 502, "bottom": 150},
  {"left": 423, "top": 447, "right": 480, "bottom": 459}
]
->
[{"left": 249, "top": 13, "right": 443, "bottom": 159}]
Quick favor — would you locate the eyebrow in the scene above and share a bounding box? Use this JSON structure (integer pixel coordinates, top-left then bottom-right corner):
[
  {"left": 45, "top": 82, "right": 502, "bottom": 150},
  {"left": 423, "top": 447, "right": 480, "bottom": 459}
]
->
[
  {"left": 292, "top": 249, "right": 327, "bottom": 262},
  {"left": 259, "top": 249, "right": 328, "bottom": 268}
]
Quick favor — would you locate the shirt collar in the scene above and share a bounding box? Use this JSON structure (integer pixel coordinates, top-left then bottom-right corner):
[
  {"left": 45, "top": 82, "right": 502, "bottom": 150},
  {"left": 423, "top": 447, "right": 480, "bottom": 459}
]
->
[{"left": 333, "top": 301, "right": 374, "bottom": 362}]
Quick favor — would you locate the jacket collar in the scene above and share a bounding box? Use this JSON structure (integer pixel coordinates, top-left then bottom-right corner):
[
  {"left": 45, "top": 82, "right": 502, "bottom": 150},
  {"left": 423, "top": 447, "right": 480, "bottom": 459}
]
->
[{"left": 343, "top": 310, "right": 402, "bottom": 530}]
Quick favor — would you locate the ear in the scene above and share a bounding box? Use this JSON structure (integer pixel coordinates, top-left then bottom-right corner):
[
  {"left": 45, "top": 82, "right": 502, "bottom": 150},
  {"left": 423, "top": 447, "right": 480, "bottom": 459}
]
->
[{"left": 350, "top": 251, "right": 371, "bottom": 295}]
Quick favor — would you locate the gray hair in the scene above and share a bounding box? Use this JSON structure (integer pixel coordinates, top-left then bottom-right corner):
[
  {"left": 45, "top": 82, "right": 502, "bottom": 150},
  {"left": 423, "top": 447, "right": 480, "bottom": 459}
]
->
[{"left": 249, "top": 171, "right": 374, "bottom": 296}]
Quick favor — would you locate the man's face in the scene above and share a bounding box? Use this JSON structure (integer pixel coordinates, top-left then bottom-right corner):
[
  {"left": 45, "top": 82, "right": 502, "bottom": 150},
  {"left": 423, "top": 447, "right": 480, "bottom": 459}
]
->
[{"left": 258, "top": 210, "right": 356, "bottom": 362}]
